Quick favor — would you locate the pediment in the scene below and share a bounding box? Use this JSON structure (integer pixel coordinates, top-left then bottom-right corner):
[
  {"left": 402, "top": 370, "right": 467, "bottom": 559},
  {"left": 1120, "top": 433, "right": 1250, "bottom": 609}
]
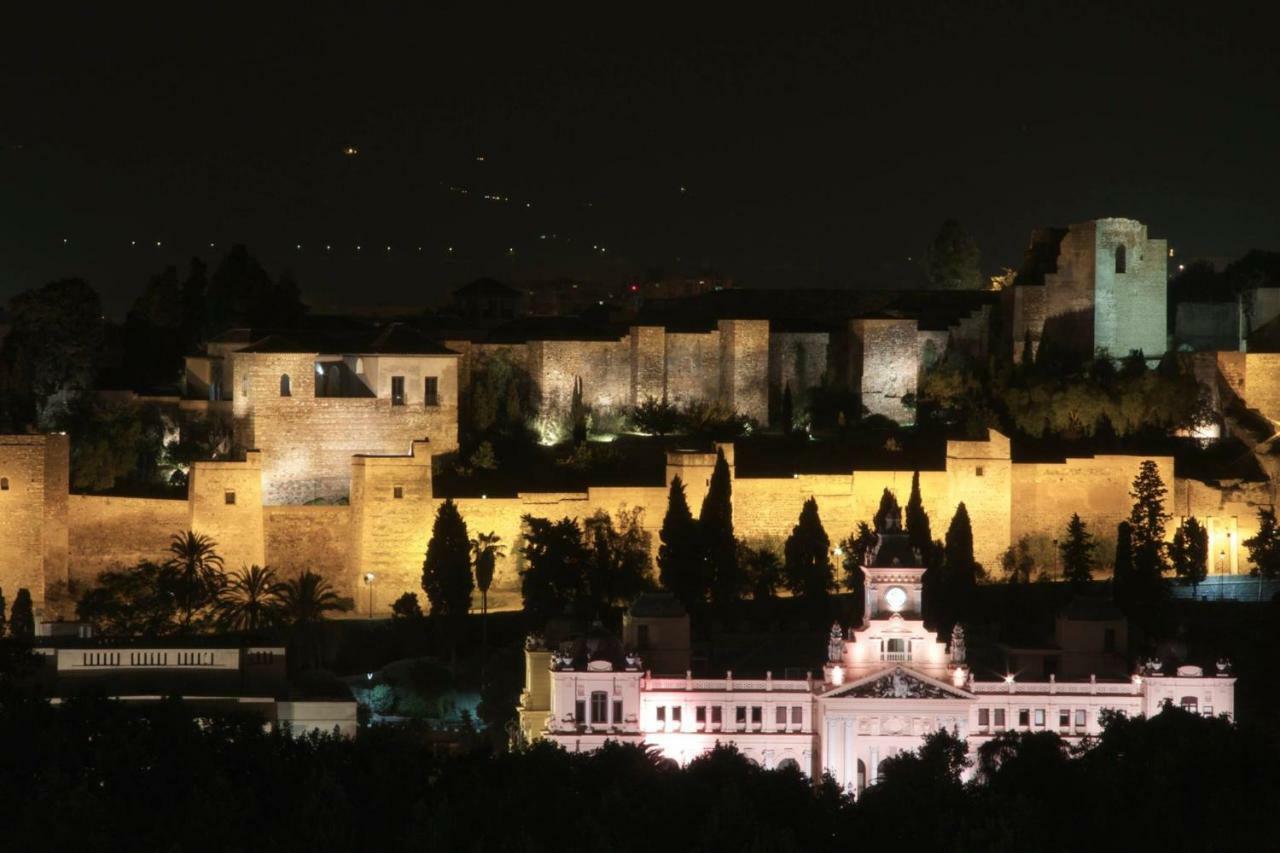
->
[{"left": 823, "top": 666, "right": 970, "bottom": 700}]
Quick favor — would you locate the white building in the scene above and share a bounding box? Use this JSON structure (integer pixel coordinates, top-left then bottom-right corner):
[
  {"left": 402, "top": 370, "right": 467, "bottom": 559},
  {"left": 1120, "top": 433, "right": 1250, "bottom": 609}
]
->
[{"left": 525, "top": 514, "right": 1235, "bottom": 795}]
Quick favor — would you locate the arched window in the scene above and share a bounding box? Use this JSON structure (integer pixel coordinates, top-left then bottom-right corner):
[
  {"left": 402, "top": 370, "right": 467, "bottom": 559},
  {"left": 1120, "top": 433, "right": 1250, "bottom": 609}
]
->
[
  {"left": 856, "top": 759, "right": 867, "bottom": 794},
  {"left": 776, "top": 757, "right": 800, "bottom": 773},
  {"left": 0, "top": 477, "right": 9, "bottom": 491},
  {"left": 280, "top": 374, "right": 292, "bottom": 397},
  {"left": 1115, "top": 244, "right": 1127, "bottom": 274}
]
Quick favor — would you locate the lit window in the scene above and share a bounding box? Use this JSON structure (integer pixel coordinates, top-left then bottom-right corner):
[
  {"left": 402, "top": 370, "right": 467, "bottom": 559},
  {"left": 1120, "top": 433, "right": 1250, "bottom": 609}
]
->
[
  {"left": 1034, "top": 709, "right": 1045, "bottom": 727},
  {"left": 590, "top": 691, "right": 607, "bottom": 724},
  {"left": 1203, "top": 705, "right": 1214, "bottom": 716},
  {"left": 225, "top": 490, "right": 236, "bottom": 505},
  {"left": 1180, "top": 696, "right": 1198, "bottom": 714},
  {"left": 1074, "top": 709, "right": 1086, "bottom": 727}
]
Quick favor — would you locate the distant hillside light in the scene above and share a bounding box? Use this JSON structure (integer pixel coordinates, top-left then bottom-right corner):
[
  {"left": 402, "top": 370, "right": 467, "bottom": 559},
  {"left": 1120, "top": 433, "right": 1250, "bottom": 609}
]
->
[{"left": 343, "top": 146, "right": 359, "bottom": 156}]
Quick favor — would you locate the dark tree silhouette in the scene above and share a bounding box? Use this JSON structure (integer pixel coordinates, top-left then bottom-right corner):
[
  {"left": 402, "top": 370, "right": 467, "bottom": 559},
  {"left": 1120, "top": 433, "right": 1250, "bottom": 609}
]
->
[
  {"left": 904, "top": 471, "right": 934, "bottom": 566},
  {"left": 1059, "top": 514, "right": 1097, "bottom": 591},
  {"left": 937, "top": 503, "right": 981, "bottom": 634},
  {"left": 520, "top": 516, "right": 589, "bottom": 621},
  {"left": 216, "top": 565, "right": 282, "bottom": 632},
  {"left": 658, "top": 476, "right": 706, "bottom": 607},
  {"left": 924, "top": 219, "right": 982, "bottom": 290},
  {"left": 422, "top": 499, "right": 474, "bottom": 659},
  {"left": 1244, "top": 507, "right": 1280, "bottom": 578},
  {"left": 164, "top": 531, "right": 226, "bottom": 630},
  {"left": 783, "top": 497, "right": 834, "bottom": 604},
  {"left": 8, "top": 588, "right": 34, "bottom": 640},
  {"left": 1170, "top": 516, "right": 1208, "bottom": 595},
  {"left": 700, "top": 448, "right": 742, "bottom": 607},
  {"left": 1113, "top": 520, "right": 1134, "bottom": 612},
  {"left": 781, "top": 381, "right": 794, "bottom": 435}
]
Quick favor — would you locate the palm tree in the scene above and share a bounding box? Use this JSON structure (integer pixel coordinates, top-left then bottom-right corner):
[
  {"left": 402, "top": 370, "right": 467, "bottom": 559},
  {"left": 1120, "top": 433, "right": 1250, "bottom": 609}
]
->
[
  {"left": 276, "top": 571, "right": 352, "bottom": 673},
  {"left": 470, "top": 532, "right": 505, "bottom": 687},
  {"left": 218, "top": 565, "right": 283, "bottom": 633},
  {"left": 165, "top": 531, "right": 226, "bottom": 630}
]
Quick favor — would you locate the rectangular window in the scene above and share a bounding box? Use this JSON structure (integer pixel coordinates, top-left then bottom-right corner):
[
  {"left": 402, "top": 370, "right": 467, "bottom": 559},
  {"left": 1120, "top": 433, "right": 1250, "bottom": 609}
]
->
[
  {"left": 1034, "top": 709, "right": 1045, "bottom": 727},
  {"left": 776, "top": 706, "right": 787, "bottom": 725},
  {"left": 791, "top": 706, "right": 803, "bottom": 725},
  {"left": 1019, "top": 709, "right": 1030, "bottom": 727},
  {"left": 1074, "top": 709, "right": 1086, "bottom": 727},
  {"left": 393, "top": 486, "right": 404, "bottom": 499},
  {"left": 976, "top": 465, "right": 985, "bottom": 477},
  {"left": 672, "top": 706, "right": 682, "bottom": 724},
  {"left": 994, "top": 708, "right": 1006, "bottom": 728},
  {"left": 224, "top": 490, "right": 236, "bottom": 505},
  {"left": 711, "top": 706, "right": 722, "bottom": 725},
  {"left": 574, "top": 701, "right": 585, "bottom": 724},
  {"left": 696, "top": 706, "right": 706, "bottom": 724},
  {"left": 424, "top": 376, "right": 439, "bottom": 407},
  {"left": 751, "top": 706, "right": 762, "bottom": 724},
  {"left": 613, "top": 700, "right": 622, "bottom": 724},
  {"left": 590, "top": 692, "right": 607, "bottom": 724},
  {"left": 735, "top": 706, "right": 747, "bottom": 725},
  {"left": 1203, "top": 705, "right": 1213, "bottom": 716},
  {"left": 391, "top": 376, "right": 405, "bottom": 406},
  {"left": 1059, "top": 709, "right": 1070, "bottom": 728},
  {"left": 656, "top": 706, "right": 666, "bottom": 724},
  {"left": 978, "top": 708, "right": 990, "bottom": 729}
]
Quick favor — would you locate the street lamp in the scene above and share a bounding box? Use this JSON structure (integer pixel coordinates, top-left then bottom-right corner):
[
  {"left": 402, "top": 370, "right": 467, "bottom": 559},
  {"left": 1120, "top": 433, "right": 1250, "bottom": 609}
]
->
[{"left": 363, "top": 572, "right": 376, "bottom": 619}]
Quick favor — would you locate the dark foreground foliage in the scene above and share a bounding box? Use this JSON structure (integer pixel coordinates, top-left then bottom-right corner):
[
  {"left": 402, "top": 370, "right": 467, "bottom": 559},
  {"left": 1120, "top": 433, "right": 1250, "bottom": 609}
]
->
[{"left": 0, "top": 652, "right": 1275, "bottom": 852}]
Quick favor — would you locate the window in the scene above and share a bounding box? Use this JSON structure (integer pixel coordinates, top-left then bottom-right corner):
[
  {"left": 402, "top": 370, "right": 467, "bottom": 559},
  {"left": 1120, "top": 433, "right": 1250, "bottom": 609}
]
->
[
  {"left": 391, "top": 376, "right": 405, "bottom": 406},
  {"left": 1034, "top": 709, "right": 1045, "bottom": 727},
  {"left": 393, "top": 486, "right": 404, "bottom": 499},
  {"left": 711, "top": 706, "right": 722, "bottom": 726},
  {"left": 1074, "top": 709, "right": 1086, "bottom": 727},
  {"left": 1115, "top": 244, "right": 1127, "bottom": 274},
  {"left": 696, "top": 706, "right": 706, "bottom": 725},
  {"left": 735, "top": 706, "right": 747, "bottom": 726},
  {"left": 791, "top": 706, "right": 803, "bottom": 725},
  {"left": 224, "top": 490, "right": 236, "bottom": 505},
  {"left": 776, "top": 706, "right": 787, "bottom": 725},
  {"left": 1180, "top": 696, "right": 1199, "bottom": 714},
  {"left": 613, "top": 700, "right": 622, "bottom": 724},
  {"left": 672, "top": 706, "right": 682, "bottom": 724},
  {"left": 1059, "top": 709, "right": 1070, "bottom": 729},
  {"left": 978, "top": 708, "right": 990, "bottom": 729},
  {"left": 994, "top": 708, "right": 1006, "bottom": 728},
  {"left": 656, "top": 706, "right": 666, "bottom": 725},
  {"left": 751, "top": 706, "right": 762, "bottom": 724},
  {"left": 575, "top": 701, "right": 585, "bottom": 724},
  {"left": 280, "top": 374, "right": 291, "bottom": 396},
  {"left": 0, "top": 477, "right": 8, "bottom": 491},
  {"left": 424, "top": 376, "right": 439, "bottom": 407},
  {"left": 976, "top": 465, "right": 984, "bottom": 477},
  {"left": 1019, "top": 709, "right": 1030, "bottom": 727},
  {"left": 590, "top": 691, "right": 608, "bottom": 724},
  {"left": 1103, "top": 628, "right": 1116, "bottom": 652},
  {"left": 1203, "top": 705, "right": 1214, "bottom": 716}
]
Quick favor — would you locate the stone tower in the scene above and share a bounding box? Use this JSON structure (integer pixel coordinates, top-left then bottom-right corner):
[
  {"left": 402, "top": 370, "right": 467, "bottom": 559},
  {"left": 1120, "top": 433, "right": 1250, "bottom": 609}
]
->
[{"left": 0, "top": 434, "right": 69, "bottom": 616}]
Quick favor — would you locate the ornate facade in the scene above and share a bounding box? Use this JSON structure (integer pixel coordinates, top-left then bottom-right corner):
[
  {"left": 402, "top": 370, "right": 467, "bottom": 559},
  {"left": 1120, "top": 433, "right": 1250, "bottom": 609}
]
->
[{"left": 523, "top": 512, "right": 1236, "bottom": 794}]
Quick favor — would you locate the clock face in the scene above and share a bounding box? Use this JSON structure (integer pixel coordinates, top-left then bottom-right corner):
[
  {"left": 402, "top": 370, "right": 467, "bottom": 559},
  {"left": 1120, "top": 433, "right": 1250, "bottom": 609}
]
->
[{"left": 885, "top": 586, "right": 908, "bottom": 612}]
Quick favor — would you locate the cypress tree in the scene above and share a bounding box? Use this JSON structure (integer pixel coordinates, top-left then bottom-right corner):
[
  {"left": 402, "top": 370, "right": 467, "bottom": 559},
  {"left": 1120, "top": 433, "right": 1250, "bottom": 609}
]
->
[
  {"left": 700, "top": 448, "right": 742, "bottom": 607},
  {"left": 658, "top": 476, "right": 706, "bottom": 607},
  {"left": 904, "top": 471, "right": 934, "bottom": 564},
  {"left": 1128, "top": 460, "right": 1170, "bottom": 577},
  {"left": 9, "top": 588, "right": 34, "bottom": 640},
  {"left": 783, "top": 497, "right": 834, "bottom": 603},
  {"left": 874, "top": 488, "right": 900, "bottom": 531},
  {"left": 781, "top": 382, "right": 794, "bottom": 435},
  {"left": 422, "top": 499, "right": 473, "bottom": 660},
  {"left": 939, "top": 503, "right": 979, "bottom": 634},
  {"left": 1171, "top": 517, "right": 1208, "bottom": 596},
  {"left": 1113, "top": 521, "right": 1134, "bottom": 612},
  {"left": 1244, "top": 507, "right": 1280, "bottom": 578}
]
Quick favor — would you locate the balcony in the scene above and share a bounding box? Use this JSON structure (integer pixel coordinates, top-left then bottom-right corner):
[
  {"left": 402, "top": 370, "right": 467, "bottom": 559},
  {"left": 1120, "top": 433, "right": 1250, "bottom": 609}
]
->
[{"left": 880, "top": 651, "right": 911, "bottom": 662}]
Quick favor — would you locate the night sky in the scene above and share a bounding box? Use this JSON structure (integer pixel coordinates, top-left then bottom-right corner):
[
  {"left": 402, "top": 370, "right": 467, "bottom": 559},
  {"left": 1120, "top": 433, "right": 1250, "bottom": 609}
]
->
[{"left": 3, "top": 4, "right": 1278, "bottom": 317}]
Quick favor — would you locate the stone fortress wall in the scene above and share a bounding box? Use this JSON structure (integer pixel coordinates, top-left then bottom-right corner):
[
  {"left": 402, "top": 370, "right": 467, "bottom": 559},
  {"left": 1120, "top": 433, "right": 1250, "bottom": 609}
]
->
[{"left": 4, "top": 430, "right": 1273, "bottom": 618}]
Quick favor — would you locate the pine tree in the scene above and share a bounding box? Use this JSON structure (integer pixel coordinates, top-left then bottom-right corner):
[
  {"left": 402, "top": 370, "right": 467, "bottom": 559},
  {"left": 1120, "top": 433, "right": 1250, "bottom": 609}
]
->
[
  {"left": 1059, "top": 514, "right": 1097, "bottom": 591},
  {"left": 783, "top": 497, "right": 834, "bottom": 603},
  {"left": 1244, "top": 507, "right": 1280, "bottom": 578},
  {"left": 781, "top": 382, "right": 794, "bottom": 435},
  {"left": 1171, "top": 517, "right": 1208, "bottom": 595},
  {"left": 905, "top": 472, "right": 934, "bottom": 565},
  {"left": 700, "top": 448, "right": 741, "bottom": 608},
  {"left": 658, "top": 476, "right": 706, "bottom": 607},
  {"left": 422, "top": 499, "right": 473, "bottom": 660},
  {"left": 1128, "top": 460, "right": 1170, "bottom": 577},
  {"left": 1112, "top": 521, "right": 1134, "bottom": 612},
  {"left": 9, "top": 588, "right": 34, "bottom": 640}
]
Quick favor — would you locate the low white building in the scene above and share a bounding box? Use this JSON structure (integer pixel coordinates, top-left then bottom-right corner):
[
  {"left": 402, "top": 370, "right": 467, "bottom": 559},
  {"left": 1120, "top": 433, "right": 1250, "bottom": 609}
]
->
[{"left": 527, "top": 514, "right": 1236, "bottom": 795}]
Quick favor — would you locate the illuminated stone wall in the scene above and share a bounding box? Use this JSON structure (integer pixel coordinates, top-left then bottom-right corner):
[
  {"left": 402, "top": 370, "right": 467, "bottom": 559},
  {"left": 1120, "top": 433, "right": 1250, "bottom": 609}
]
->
[
  {"left": 1092, "top": 218, "right": 1167, "bottom": 360},
  {"left": 264, "top": 505, "right": 353, "bottom": 597},
  {"left": 1243, "top": 353, "right": 1280, "bottom": 422},
  {"left": 630, "top": 326, "right": 667, "bottom": 405},
  {"left": 528, "top": 338, "right": 632, "bottom": 416},
  {"left": 0, "top": 434, "right": 69, "bottom": 614},
  {"left": 67, "top": 494, "right": 187, "bottom": 584},
  {"left": 664, "top": 331, "right": 720, "bottom": 407},
  {"left": 231, "top": 351, "right": 458, "bottom": 504},
  {"left": 349, "top": 441, "right": 434, "bottom": 614},
  {"left": 189, "top": 452, "right": 266, "bottom": 572},
  {"left": 768, "top": 332, "right": 829, "bottom": 425},
  {"left": 718, "top": 320, "right": 770, "bottom": 424},
  {"left": 849, "top": 318, "right": 918, "bottom": 423}
]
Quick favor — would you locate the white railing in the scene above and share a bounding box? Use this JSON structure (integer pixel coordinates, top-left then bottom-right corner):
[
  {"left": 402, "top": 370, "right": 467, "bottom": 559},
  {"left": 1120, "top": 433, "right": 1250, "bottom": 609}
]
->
[
  {"left": 879, "top": 652, "right": 911, "bottom": 662},
  {"left": 971, "top": 681, "right": 1141, "bottom": 696},
  {"left": 642, "top": 677, "right": 812, "bottom": 693}
]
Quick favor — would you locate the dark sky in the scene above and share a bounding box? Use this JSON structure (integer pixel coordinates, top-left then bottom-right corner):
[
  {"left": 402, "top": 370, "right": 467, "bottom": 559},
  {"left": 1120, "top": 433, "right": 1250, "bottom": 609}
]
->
[{"left": 2, "top": 3, "right": 1278, "bottom": 317}]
